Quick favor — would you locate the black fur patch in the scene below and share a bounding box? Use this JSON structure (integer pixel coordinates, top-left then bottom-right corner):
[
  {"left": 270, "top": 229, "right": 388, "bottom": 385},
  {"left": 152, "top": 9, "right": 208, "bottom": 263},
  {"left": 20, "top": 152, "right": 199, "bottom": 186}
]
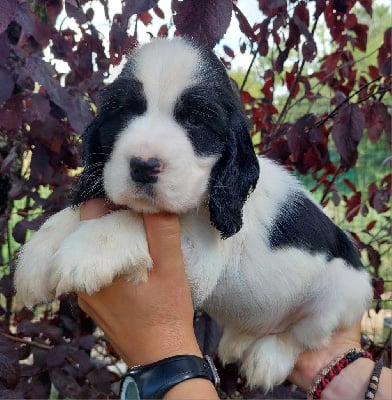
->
[
  {"left": 268, "top": 192, "right": 363, "bottom": 269},
  {"left": 174, "top": 85, "right": 228, "bottom": 156},
  {"left": 72, "top": 77, "right": 147, "bottom": 205}
]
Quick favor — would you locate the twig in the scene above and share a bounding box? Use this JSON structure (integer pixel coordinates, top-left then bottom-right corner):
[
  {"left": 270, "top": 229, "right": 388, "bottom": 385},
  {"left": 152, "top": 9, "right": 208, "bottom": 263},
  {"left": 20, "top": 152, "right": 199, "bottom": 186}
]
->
[
  {"left": 272, "top": 14, "right": 321, "bottom": 135},
  {"left": 0, "top": 331, "right": 53, "bottom": 351},
  {"left": 240, "top": 37, "right": 265, "bottom": 92},
  {"left": 315, "top": 75, "right": 383, "bottom": 128},
  {"left": 320, "top": 164, "right": 342, "bottom": 204}
]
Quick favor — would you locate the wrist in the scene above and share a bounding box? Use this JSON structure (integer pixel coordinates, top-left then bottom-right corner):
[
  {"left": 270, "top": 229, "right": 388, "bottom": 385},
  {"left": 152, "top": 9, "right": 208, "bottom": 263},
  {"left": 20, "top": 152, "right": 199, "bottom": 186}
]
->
[
  {"left": 120, "top": 355, "right": 220, "bottom": 400},
  {"left": 122, "top": 329, "right": 202, "bottom": 367},
  {"left": 321, "top": 358, "right": 374, "bottom": 400}
]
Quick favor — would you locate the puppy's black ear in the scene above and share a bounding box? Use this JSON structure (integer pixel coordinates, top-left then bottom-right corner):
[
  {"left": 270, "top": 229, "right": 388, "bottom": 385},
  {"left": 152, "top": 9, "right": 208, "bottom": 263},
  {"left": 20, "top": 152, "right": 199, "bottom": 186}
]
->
[
  {"left": 72, "top": 77, "right": 138, "bottom": 206},
  {"left": 72, "top": 117, "right": 107, "bottom": 206},
  {"left": 209, "top": 110, "right": 259, "bottom": 239}
]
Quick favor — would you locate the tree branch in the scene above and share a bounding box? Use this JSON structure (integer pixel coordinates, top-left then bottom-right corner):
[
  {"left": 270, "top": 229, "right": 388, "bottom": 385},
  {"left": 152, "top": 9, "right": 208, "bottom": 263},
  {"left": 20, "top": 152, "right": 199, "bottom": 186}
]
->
[
  {"left": 272, "top": 14, "right": 321, "bottom": 136},
  {"left": 315, "top": 75, "right": 383, "bottom": 128}
]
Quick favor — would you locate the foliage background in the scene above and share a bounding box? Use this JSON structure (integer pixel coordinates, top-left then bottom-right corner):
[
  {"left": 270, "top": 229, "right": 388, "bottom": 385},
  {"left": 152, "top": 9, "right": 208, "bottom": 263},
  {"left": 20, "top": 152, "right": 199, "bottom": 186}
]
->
[{"left": 0, "top": 0, "right": 390, "bottom": 398}]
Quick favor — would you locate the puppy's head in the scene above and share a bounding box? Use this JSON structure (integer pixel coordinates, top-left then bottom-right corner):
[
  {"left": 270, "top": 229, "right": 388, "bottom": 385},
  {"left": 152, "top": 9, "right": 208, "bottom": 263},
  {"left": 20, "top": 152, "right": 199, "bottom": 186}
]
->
[{"left": 74, "top": 38, "right": 259, "bottom": 238}]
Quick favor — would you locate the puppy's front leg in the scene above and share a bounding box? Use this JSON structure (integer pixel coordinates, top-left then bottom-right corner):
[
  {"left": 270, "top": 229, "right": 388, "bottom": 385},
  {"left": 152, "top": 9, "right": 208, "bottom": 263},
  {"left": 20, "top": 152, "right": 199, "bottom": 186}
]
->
[
  {"left": 50, "top": 210, "right": 152, "bottom": 296},
  {"left": 15, "top": 207, "right": 80, "bottom": 307}
]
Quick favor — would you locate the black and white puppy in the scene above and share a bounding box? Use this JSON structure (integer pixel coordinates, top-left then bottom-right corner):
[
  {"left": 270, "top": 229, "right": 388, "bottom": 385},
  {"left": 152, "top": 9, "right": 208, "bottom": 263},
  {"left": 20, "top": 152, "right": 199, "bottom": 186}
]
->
[{"left": 15, "top": 38, "right": 373, "bottom": 390}]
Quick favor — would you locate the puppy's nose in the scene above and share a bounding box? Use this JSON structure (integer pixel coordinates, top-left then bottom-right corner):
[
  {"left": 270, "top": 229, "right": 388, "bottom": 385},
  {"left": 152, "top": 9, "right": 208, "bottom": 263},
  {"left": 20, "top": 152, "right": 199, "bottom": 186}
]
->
[{"left": 130, "top": 157, "right": 161, "bottom": 184}]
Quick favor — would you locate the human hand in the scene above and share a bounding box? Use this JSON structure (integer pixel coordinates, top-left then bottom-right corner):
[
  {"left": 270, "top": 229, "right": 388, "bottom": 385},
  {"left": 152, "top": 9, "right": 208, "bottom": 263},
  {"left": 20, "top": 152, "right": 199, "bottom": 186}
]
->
[{"left": 77, "top": 199, "right": 201, "bottom": 367}]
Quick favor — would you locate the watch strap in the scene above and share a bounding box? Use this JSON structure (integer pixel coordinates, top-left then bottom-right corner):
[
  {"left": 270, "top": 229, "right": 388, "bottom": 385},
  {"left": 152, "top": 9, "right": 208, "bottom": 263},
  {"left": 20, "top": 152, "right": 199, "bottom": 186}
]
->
[{"left": 120, "top": 354, "right": 220, "bottom": 399}]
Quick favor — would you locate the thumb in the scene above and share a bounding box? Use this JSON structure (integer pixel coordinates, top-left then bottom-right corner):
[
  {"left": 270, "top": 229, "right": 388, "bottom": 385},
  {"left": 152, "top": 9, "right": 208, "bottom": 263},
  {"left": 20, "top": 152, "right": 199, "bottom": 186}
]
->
[{"left": 142, "top": 213, "right": 183, "bottom": 274}]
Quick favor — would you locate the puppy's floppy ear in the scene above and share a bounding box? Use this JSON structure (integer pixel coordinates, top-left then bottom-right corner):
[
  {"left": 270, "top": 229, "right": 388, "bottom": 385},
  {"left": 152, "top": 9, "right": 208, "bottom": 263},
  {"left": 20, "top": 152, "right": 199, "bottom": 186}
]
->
[
  {"left": 72, "top": 77, "right": 139, "bottom": 206},
  {"left": 209, "top": 109, "right": 259, "bottom": 239},
  {"left": 72, "top": 117, "right": 107, "bottom": 206}
]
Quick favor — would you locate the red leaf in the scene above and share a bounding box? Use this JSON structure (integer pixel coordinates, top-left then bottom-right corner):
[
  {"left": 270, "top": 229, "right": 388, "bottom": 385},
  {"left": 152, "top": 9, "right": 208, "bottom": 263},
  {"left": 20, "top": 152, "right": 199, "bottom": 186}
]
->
[
  {"left": 315, "top": 0, "right": 326, "bottom": 18},
  {"left": 359, "top": 0, "right": 372, "bottom": 16},
  {"left": 274, "top": 47, "right": 289, "bottom": 72},
  {"left": 0, "top": 68, "right": 14, "bottom": 104},
  {"left": 85, "top": 7, "right": 94, "bottom": 21},
  {"left": 153, "top": 5, "right": 165, "bottom": 19},
  {"left": 46, "top": 346, "right": 68, "bottom": 369},
  {"left": 287, "top": 114, "right": 317, "bottom": 163},
  {"left": 233, "top": 4, "right": 257, "bottom": 42},
  {"left": 223, "top": 45, "right": 235, "bottom": 58},
  {"left": 363, "top": 102, "right": 389, "bottom": 143},
  {"left": 14, "top": 2, "right": 52, "bottom": 48},
  {"left": 331, "top": 103, "right": 364, "bottom": 168},
  {"left": 259, "top": 0, "right": 287, "bottom": 18},
  {"left": 302, "top": 40, "right": 317, "bottom": 61},
  {"left": 368, "top": 65, "right": 379, "bottom": 80},
  {"left": 380, "top": 56, "right": 392, "bottom": 77},
  {"left": 157, "top": 24, "right": 168, "bottom": 37},
  {"left": 122, "top": 0, "right": 158, "bottom": 17},
  {"left": 0, "top": 352, "right": 19, "bottom": 389},
  {"left": 368, "top": 182, "right": 390, "bottom": 213},
  {"left": 384, "top": 27, "right": 392, "bottom": 49},
  {"left": 372, "top": 277, "right": 384, "bottom": 298},
  {"left": 352, "top": 23, "right": 368, "bottom": 52},
  {"left": 139, "top": 11, "right": 152, "bottom": 26},
  {"left": 0, "top": 98, "right": 23, "bottom": 132},
  {"left": 65, "top": 0, "right": 87, "bottom": 25},
  {"left": 367, "top": 246, "right": 381, "bottom": 269},
  {"left": 344, "top": 192, "right": 361, "bottom": 221},
  {"left": 172, "top": 0, "right": 232, "bottom": 48},
  {"left": 345, "top": 14, "right": 357, "bottom": 29},
  {"left": 241, "top": 91, "right": 255, "bottom": 104},
  {"left": 25, "top": 56, "right": 92, "bottom": 134},
  {"left": 366, "top": 220, "right": 377, "bottom": 231},
  {"left": 294, "top": 2, "right": 310, "bottom": 31},
  {"left": 24, "top": 93, "right": 51, "bottom": 123},
  {"left": 0, "top": 0, "right": 16, "bottom": 35},
  {"left": 285, "top": 71, "right": 299, "bottom": 98},
  {"left": 343, "top": 178, "right": 356, "bottom": 192},
  {"left": 333, "top": 0, "right": 354, "bottom": 13}
]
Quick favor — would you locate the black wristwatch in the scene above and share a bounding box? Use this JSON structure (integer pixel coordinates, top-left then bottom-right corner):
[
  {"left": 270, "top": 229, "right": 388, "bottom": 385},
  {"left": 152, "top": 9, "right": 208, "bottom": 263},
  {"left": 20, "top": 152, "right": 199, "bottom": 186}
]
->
[{"left": 119, "top": 355, "right": 220, "bottom": 399}]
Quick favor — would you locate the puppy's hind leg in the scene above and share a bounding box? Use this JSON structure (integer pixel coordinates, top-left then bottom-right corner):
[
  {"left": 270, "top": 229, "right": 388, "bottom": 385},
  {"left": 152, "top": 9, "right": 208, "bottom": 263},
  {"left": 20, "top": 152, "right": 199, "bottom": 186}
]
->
[
  {"left": 14, "top": 207, "right": 80, "bottom": 308},
  {"left": 240, "top": 333, "right": 301, "bottom": 392}
]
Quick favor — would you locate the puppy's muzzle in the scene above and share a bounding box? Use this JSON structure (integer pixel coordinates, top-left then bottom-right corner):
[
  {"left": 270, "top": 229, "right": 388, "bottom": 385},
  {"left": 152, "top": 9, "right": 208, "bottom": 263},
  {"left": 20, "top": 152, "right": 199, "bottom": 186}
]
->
[{"left": 130, "top": 157, "right": 162, "bottom": 184}]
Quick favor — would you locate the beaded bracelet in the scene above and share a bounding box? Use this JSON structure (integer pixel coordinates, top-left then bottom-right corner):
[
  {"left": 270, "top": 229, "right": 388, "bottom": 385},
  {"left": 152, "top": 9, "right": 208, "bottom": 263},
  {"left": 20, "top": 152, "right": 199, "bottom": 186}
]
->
[
  {"left": 364, "top": 359, "right": 383, "bottom": 400},
  {"left": 307, "top": 348, "right": 373, "bottom": 400}
]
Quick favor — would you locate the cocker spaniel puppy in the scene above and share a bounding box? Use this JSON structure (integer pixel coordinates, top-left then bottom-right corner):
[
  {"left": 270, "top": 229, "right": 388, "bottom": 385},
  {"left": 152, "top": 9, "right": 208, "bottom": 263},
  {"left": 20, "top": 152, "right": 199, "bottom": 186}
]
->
[{"left": 15, "top": 38, "right": 373, "bottom": 390}]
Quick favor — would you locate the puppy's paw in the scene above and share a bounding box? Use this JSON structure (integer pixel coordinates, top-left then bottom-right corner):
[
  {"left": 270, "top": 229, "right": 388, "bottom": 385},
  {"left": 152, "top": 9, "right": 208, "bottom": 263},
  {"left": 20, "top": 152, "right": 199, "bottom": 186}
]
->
[
  {"left": 240, "top": 335, "right": 300, "bottom": 392},
  {"left": 218, "top": 328, "right": 256, "bottom": 365},
  {"left": 50, "top": 210, "right": 152, "bottom": 296},
  {"left": 14, "top": 207, "right": 80, "bottom": 308}
]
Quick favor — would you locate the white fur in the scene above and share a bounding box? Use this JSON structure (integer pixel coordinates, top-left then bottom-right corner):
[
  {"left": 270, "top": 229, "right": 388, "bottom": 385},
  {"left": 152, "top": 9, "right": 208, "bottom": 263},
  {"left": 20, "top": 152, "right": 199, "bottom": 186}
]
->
[{"left": 14, "top": 39, "right": 373, "bottom": 390}]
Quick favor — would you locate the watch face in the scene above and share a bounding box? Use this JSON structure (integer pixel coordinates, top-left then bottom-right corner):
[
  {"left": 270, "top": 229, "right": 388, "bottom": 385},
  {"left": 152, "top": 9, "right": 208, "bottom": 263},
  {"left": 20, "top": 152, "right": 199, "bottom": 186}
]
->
[{"left": 120, "top": 376, "right": 141, "bottom": 400}]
